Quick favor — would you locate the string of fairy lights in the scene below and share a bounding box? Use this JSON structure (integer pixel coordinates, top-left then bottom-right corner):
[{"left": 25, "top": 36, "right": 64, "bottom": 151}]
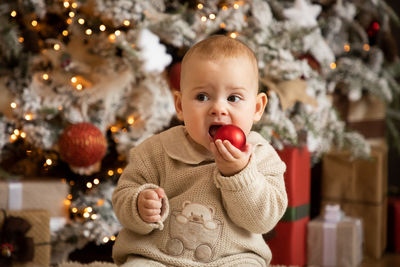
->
[{"left": 5, "top": 0, "right": 378, "bottom": 244}]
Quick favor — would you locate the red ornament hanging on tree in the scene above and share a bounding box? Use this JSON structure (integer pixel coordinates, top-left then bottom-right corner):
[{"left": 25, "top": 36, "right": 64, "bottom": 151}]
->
[
  {"left": 213, "top": 124, "right": 246, "bottom": 151},
  {"left": 168, "top": 62, "right": 181, "bottom": 91},
  {"left": 58, "top": 122, "right": 107, "bottom": 174}
]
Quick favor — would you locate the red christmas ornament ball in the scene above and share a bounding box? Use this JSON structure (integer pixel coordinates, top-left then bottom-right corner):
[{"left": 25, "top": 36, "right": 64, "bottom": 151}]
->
[
  {"left": 298, "top": 54, "right": 321, "bottom": 73},
  {"left": 59, "top": 122, "right": 107, "bottom": 167},
  {"left": 213, "top": 124, "right": 246, "bottom": 151},
  {"left": 168, "top": 62, "right": 181, "bottom": 91}
]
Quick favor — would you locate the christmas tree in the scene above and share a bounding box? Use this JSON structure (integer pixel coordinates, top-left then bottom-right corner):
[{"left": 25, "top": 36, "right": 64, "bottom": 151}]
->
[{"left": 0, "top": 0, "right": 399, "bottom": 263}]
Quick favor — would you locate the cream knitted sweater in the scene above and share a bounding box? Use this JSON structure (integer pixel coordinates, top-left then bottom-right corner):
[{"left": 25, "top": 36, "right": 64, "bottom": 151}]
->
[{"left": 112, "top": 126, "right": 287, "bottom": 266}]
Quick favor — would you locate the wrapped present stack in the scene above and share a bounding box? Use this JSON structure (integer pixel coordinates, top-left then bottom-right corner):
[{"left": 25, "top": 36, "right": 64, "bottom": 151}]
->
[
  {"left": 0, "top": 178, "right": 70, "bottom": 265},
  {"left": 322, "top": 93, "right": 388, "bottom": 259},
  {"left": 265, "top": 146, "right": 311, "bottom": 266},
  {"left": 307, "top": 204, "right": 363, "bottom": 267},
  {"left": 0, "top": 209, "right": 51, "bottom": 267}
]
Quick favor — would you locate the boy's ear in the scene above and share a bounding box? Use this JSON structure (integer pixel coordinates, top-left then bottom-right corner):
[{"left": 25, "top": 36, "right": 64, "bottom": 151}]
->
[
  {"left": 173, "top": 90, "right": 184, "bottom": 121},
  {"left": 253, "top": 92, "right": 268, "bottom": 122}
]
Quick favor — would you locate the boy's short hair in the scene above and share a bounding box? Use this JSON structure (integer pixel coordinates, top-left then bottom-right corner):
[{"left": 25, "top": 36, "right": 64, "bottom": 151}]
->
[{"left": 181, "top": 35, "right": 258, "bottom": 80}]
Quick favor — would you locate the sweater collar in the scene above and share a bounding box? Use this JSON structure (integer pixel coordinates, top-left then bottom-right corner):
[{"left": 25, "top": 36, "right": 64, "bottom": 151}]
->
[{"left": 160, "top": 125, "right": 265, "bottom": 164}]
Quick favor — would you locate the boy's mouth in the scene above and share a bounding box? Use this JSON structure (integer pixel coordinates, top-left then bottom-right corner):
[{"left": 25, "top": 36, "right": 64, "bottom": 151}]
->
[{"left": 209, "top": 125, "right": 223, "bottom": 138}]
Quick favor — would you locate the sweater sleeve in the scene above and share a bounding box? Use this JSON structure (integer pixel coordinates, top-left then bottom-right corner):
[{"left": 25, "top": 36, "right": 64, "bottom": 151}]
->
[
  {"left": 213, "top": 143, "right": 287, "bottom": 234},
  {"left": 112, "top": 139, "right": 169, "bottom": 235}
]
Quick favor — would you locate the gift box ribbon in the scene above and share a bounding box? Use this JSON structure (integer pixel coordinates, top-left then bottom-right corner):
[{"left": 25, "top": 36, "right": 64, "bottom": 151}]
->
[{"left": 281, "top": 203, "right": 309, "bottom": 221}]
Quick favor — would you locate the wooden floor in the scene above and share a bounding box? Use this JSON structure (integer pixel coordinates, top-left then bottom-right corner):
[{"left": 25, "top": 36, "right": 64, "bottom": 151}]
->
[{"left": 361, "top": 253, "right": 400, "bottom": 267}]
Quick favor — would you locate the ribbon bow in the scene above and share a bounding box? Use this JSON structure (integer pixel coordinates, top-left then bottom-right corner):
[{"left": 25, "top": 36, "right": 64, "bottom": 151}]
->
[
  {"left": 0, "top": 210, "right": 34, "bottom": 267},
  {"left": 260, "top": 76, "right": 318, "bottom": 111}
]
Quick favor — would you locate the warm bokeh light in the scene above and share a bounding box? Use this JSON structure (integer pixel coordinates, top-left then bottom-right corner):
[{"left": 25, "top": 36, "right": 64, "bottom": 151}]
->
[
  {"left": 24, "top": 113, "right": 33, "bottom": 120},
  {"left": 127, "top": 115, "right": 135, "bottom": 125},
  {"left": 54, "top": 44, "right": 60, "bottom": 50},
  {"left": 31, "top": 20, "right": 38, "bottom": 27},
  {"left": 330, "top": 62, "right": 337, "bottom": 69},
  {"left": 10, "top": 10, "right": 17, "bottom": 17},
  {"left": 62, "top": 30, "right": 69, "bottom": 36},
  {"left": 10, "top": 102, "right": 17, "bottom": 109},
  {"left": 42, "top": 73, "right": 49, "bottom": 80},
  {"left": 99, "top": 24, "right": 106, "bottom": 31},
  {"left": 344, "top": 44, "right": 350, "bottom": 52},
  {"left": 229, "top": 32, "right": 238, "bottom": 39},
  {"left": 123, "top": 20, "right": 130, "bottom": 26},
  {"left": 197, "top": 3, "right": 204, "bottom": 9},
  {"left": 201, "top": 16, "right": 207, "bottom": 22},
  {"left": 363, "top": 43, "right": 370, "bottom": 51},
  {"left": 209, "top": 14, "right": 216, "bottom": 20},
  {"left": 78, "top": 18, "right": 85, "bottom": 25}
]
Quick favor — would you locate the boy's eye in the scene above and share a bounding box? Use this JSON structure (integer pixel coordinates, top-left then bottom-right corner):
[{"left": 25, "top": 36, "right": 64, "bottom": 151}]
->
[
  {"left": 196, "top": 93, "right": 208, "bottom": 101},
  {"left": 227, "top": 95, "right": 241, "bottom": 102}
]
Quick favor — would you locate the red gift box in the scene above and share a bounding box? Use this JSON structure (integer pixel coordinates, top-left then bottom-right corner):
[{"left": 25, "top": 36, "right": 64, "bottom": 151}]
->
[
  {"left": 265, "top": 146, "right": 311, "bottom": 266},
  {"left": 267, "top": 217, "right": 309, "bottom": 266},
  {"left": 388, "top": 197, "right": 400, "bottom": 253},
  {"left": 277, "top": 146, "right": 311, "bottom": 206}
]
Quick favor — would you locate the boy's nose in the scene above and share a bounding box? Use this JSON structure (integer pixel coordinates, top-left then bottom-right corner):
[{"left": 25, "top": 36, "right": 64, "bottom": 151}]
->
[{"left": 209, "top": 100, "right": 228, "bottom": 116}]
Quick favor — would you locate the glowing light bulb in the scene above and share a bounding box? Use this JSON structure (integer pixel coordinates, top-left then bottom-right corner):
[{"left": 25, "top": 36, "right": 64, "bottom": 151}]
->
[
  {"left": 46, "top": 159, "right": 53, "bottom": 165},
  {"left": 93, "top": 178, "right": 100, "bottom": 184},
  {"left": 363, "top": 44, "right": 370, "bottom": 51},
  {"left": 99, "top": 25, "right": 106, "bottom": 31},
  {"left": 229, "top": 32, "right": 238, "bottom": 38},
  {"left": 20, "top": 132, "right": 26, "bottom": 138},
  {"left": 91, "top": 214, "right": 98, "bottom": 220},
  {"left": 10, "top": 11, "right": 17, "bottom": 17},
  {"left": 108, "top": 170, "right": 114, "bottom": 176},
  {"left": 330, "top": 62, "right": 337, "bottom": 69},
  {"left": 117, "top": 168, "right": 123, "bottom": 174},
  {"left": 220, "top": 23, "right": 226, "bottom": 29},
  {"left": 197, "top": 3, "right": 204, "bottom": 9},
  {"left": 62, "top": 30, "right": 69, "bottom": 36},
  {"left": 115, "top": 30, "right": 121, "bottom": 36},
  {"left": 344, "top": 44, "right": 350, "bottom": 52},
  {"left": 209, "top": 14, "right": 216, "bottom": 20},
  {"left": 83, "top": 212, "right": 90, "bottom": 218},
  {"left": 86, "top": 182, "right": 93, "bottom": 188},
  {"left": 71, "top": 76, "right": 77, "bottom": 83},
  {"left": 78, "top": 18, "right": 85, "bottom": 25},
  {"left": 85, "top": 29, "right": 92, "bottom": 35},
  {"left": 53, "top": 44, "right": 60, "bottom": 50},
  {"left": 123, "top": 20, "right": 130, "bottom": 26},
  {"left": 10, "top": 102, "right": 17, "bottom": 108},
  {"left": 76, "top": 84, "right": 83, "bottom": 90},
  {"left": 24, "top": 113, "right": 33, "bottom": 120},
  {"left": 127, "top": 115, "right": 135, "bottom": 125},
  {"left": 71, "top": 2, "right": 78, "bottom": 8},
  {"left": 86, "top": 207, "right": 93, "bottom": 213},
  {"left": 31, "top": 20, "right": 38, "bottom": 27},
  {"left": 201, "top": 16, "right": 207, "bottom": 22},
  {"left": 69, "top": 12, "right": 75, "bottom": 18},
  {"left": 72, "top": 207, "right": 78, "bottom": 213},
  {"left": 67, "top": 18, "right": 72, "bottom": 24},
  {"left": 63, "top": 1, "right": 70, "bottom": 8},
  {"left": 42, "top": 73, "right": 49, "bottom": 80},
  {"left": 18, "top": 37, "right": 24, "bottom": 43}
]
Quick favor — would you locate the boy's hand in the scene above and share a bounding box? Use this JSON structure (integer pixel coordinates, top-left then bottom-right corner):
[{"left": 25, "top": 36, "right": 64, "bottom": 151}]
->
[
  {"left": 137, "top": 187, "right": 165, "bottom": 223},
  {"left": 210, "top": 139, "right": 252, "bottom": 176}
]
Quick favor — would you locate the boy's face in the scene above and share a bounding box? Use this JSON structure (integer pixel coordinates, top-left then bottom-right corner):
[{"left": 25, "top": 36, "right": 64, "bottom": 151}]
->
[{"left": 174, "top": 53, "right": 267, "bottom": 151}]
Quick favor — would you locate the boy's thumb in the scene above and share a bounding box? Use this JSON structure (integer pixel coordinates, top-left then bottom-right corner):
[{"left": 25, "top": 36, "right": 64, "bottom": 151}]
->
[{"left": 155, "top": 187, "right": 165, "bottom": 199}]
